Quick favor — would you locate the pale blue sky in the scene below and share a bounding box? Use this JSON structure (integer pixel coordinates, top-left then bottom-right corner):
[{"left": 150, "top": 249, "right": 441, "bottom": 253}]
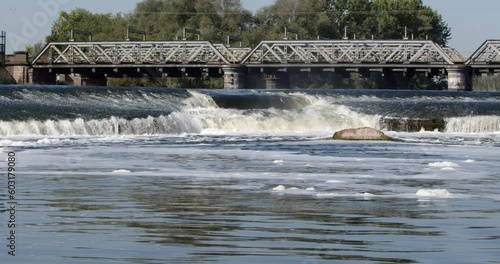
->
[{"left": 1, "top": 0, "right": 498, "bottom": 57}]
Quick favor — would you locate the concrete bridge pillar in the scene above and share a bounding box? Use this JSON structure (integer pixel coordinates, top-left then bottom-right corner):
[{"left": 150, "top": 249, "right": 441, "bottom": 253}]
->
[
  {"left": 447, "top": 66, "right": 471, "bottom": 91},
  {"left": 223, "top": 65, "right": 246, "bottom": 89}
]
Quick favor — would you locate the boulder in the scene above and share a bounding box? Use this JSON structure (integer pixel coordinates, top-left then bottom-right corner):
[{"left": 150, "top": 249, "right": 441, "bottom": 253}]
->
[{"left": 333, "top": 127, "right": 391, "bottom": 141}]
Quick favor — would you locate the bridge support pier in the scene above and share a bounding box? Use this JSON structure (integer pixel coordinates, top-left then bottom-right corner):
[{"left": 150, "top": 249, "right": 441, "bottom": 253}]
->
[
  {"left": 447, "top": 66, "right": 471, "bottom": 91},
  {"left": 223, "top": 65, "right": 246, "bottom": 89}
]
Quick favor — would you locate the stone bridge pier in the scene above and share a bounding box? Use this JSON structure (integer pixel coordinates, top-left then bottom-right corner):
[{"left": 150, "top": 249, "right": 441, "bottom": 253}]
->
[
  {"left": 223, "top": 65, "right": 246, "bottom": 89},
  {"left": 447, "top": 65, "right": 471, "bottom": 91}
]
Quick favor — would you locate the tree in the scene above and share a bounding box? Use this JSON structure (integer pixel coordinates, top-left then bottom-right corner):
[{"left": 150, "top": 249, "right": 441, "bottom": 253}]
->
[
  {"left": 368, "top": 0, "right": 450, "bottom": 45},
  {"left": 128, "top": 0, "right": 253, "bottom": 43},
  {"left": 46, "top": 8, "right": 128, "bottom": 42},
  {"left": 254, "top": 0, "right": 451, "bottom": 45},
  {"left": 25, "top": 41, "right": 46, "bottom": 58}
]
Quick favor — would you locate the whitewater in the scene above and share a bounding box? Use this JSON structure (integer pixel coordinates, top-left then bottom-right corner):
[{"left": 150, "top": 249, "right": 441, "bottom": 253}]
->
[{"left": 0, "top": 85, "right": 499, "bottom": 263}]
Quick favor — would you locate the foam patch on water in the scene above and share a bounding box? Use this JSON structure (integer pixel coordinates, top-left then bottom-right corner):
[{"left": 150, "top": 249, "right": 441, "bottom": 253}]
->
[
  {"left": 464, "top": 159, "right": 476, "bottom": 163},
  {"left": 272, "top": 185, "right": 286, "bottom": 191},
  {"left": 416, "top": 189, "right": 453, "bottom": 197},
  {"left": 356, "top": 192, "right": 375, "bottom": 197},
  {"left": 112, "top": 169, "right": 132, "bottom": 173},
  {"left": 273, "top": 159, "right": 284, "bottom": 165},
  {"left": 326, "top": 180, "right": 345, "bottom": 184},
  {"left": 0, "top": 139, "right": 30, "bottom": 147},
  {"left": 428, "top": 161, "right": 459, "bottom": 168},
  {"left": 272, "top": 185, "right": 316, "bottom": 193},
  {"left": 316, "top": 193, "right": 340, "bottom": 198}
]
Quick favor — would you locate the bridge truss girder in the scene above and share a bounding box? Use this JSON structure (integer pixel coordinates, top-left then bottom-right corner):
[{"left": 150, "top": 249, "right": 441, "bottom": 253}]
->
[
  {"left": 241, "top": 40, "right": 459, "bottom": 65},
  {"left": 466, "top": 40, "right": 500, "bottom": 65},
  {"left": 213, "top": 44, "right": 251, "bottom": 64},
  {"left": 32, "top": 41, "right": 230, "bottom": 65}
]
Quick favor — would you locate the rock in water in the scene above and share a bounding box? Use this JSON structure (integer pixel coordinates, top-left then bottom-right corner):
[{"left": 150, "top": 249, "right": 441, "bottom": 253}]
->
[{"left": 333, "top": 127, "right": 391, "bottom": 141}]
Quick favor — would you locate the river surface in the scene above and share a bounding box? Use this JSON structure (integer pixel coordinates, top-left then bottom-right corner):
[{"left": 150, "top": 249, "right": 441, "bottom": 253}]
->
[{"left": 0, "top": 86, "right": 499, "bottom": 263}]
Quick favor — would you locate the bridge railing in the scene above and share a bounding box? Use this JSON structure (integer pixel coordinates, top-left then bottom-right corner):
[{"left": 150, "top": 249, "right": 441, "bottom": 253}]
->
[
  {"left": 241, "top": 40, "right": 459, "bottom": 65},
  {"left": 31, "top": 41, "right": 231, "bottom": 66}
]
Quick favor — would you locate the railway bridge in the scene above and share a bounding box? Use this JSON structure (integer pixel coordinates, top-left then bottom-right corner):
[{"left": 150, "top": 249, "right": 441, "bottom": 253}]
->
[{"left": 22, "top": 38, "right": 500, "bottom": 90}]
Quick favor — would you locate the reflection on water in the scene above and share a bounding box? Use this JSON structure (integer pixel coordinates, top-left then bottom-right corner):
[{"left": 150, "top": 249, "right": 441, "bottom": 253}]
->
[
  {"left": 19, "top": 174, "right": 490, "bottom": 263},
  {"left": 8, "top": 137, "right": 500, "bottom": 263}
]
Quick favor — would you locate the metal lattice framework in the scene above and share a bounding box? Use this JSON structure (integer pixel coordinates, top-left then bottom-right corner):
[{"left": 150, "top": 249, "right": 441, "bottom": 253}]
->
[
  {"left": 31, "top": 39, "right": 470, "bottom": 68},
  {"left": 213, "top": 44, "right": 251, "bottom": 63},
  {"left": 31, "top": 41, "right": 230, "bottom": 66},
  {"left": 466, "top": 40, "right": 500, "bottom": 64},
  {"left": 241, "top": 40, "right": 459, "bottom": 65}
]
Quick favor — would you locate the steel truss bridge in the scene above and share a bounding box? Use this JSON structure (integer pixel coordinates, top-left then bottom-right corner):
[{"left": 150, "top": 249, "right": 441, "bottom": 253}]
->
[{"left": 30, "top": 39, "right": 500, "bottom": 89}]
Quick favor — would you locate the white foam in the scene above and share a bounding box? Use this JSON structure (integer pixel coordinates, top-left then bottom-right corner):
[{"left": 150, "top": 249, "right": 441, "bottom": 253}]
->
[
  {"left": 446, "top": 115, "right": 500, "bottom": 133},
  {"left": 326, "top": 180, "right": 345, "bottom": 184},
  {"left": 464, "top": 159, "right": 476, "bottom": 163},
  {"left": 416, "top": 189, "right": 453, "bottom": 197},
  {"left": 112, "top": 169, "right": 132, "bottom": 173},
  {"left": 356, "top": 192, "right": 375, "bottom": 197},
  {"left": 316, "top": 193, "right": 340, "bottom": 198},
  {"left": 305, "top": 187, "right": 316, "bottom": 191},
  {"left": 273, "top": 159, "right": 284, "bottom": 165},
  {"left": 0, "top": 139, "right": 30, "bottom": 146},
  {"left": 428, "top": 161, "right": 459, "bottom": 168},
  {"left": 440, "top": 167, "right": 456, "bottom": 171},
  {"left": 272, "top": 185, "right": 286, "bottom": 191}
]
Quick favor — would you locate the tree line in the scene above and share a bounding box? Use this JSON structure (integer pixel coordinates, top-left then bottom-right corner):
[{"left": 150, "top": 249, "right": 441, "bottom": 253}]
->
[
  {"left": 31, "top": 0, "right": 456, "bottom": 89},
  {"left": 45, "top": 0, "right": 451, "bottom": 46}
]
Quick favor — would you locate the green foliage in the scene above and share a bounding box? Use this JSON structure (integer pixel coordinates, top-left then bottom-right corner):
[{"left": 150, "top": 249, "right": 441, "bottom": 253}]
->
[
  {"left": 254, "top": 0, "right": 450, "bottom": 45},
  {"left": 128, "top": 0, "right": 253, "bottom": 43},
  {"left": 472, "top": 75, "right": 500, "bottom": 92},
  {"left": 25, "top": 41, "right": 46, "bottom": 58},
  {"left": 46, "top": 8, "right": 128, "bottom": 42}
]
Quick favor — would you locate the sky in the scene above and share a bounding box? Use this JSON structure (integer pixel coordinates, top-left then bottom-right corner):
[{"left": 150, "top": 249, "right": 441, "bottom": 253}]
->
[{"left": 0, "top": 0, "right": 499, "bottom": 57}]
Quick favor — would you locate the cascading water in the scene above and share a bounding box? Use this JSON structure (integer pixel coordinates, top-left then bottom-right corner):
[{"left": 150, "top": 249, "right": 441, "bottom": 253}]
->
[{"left": 0, "top": 86, "right": 499, "bottom": 136}]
